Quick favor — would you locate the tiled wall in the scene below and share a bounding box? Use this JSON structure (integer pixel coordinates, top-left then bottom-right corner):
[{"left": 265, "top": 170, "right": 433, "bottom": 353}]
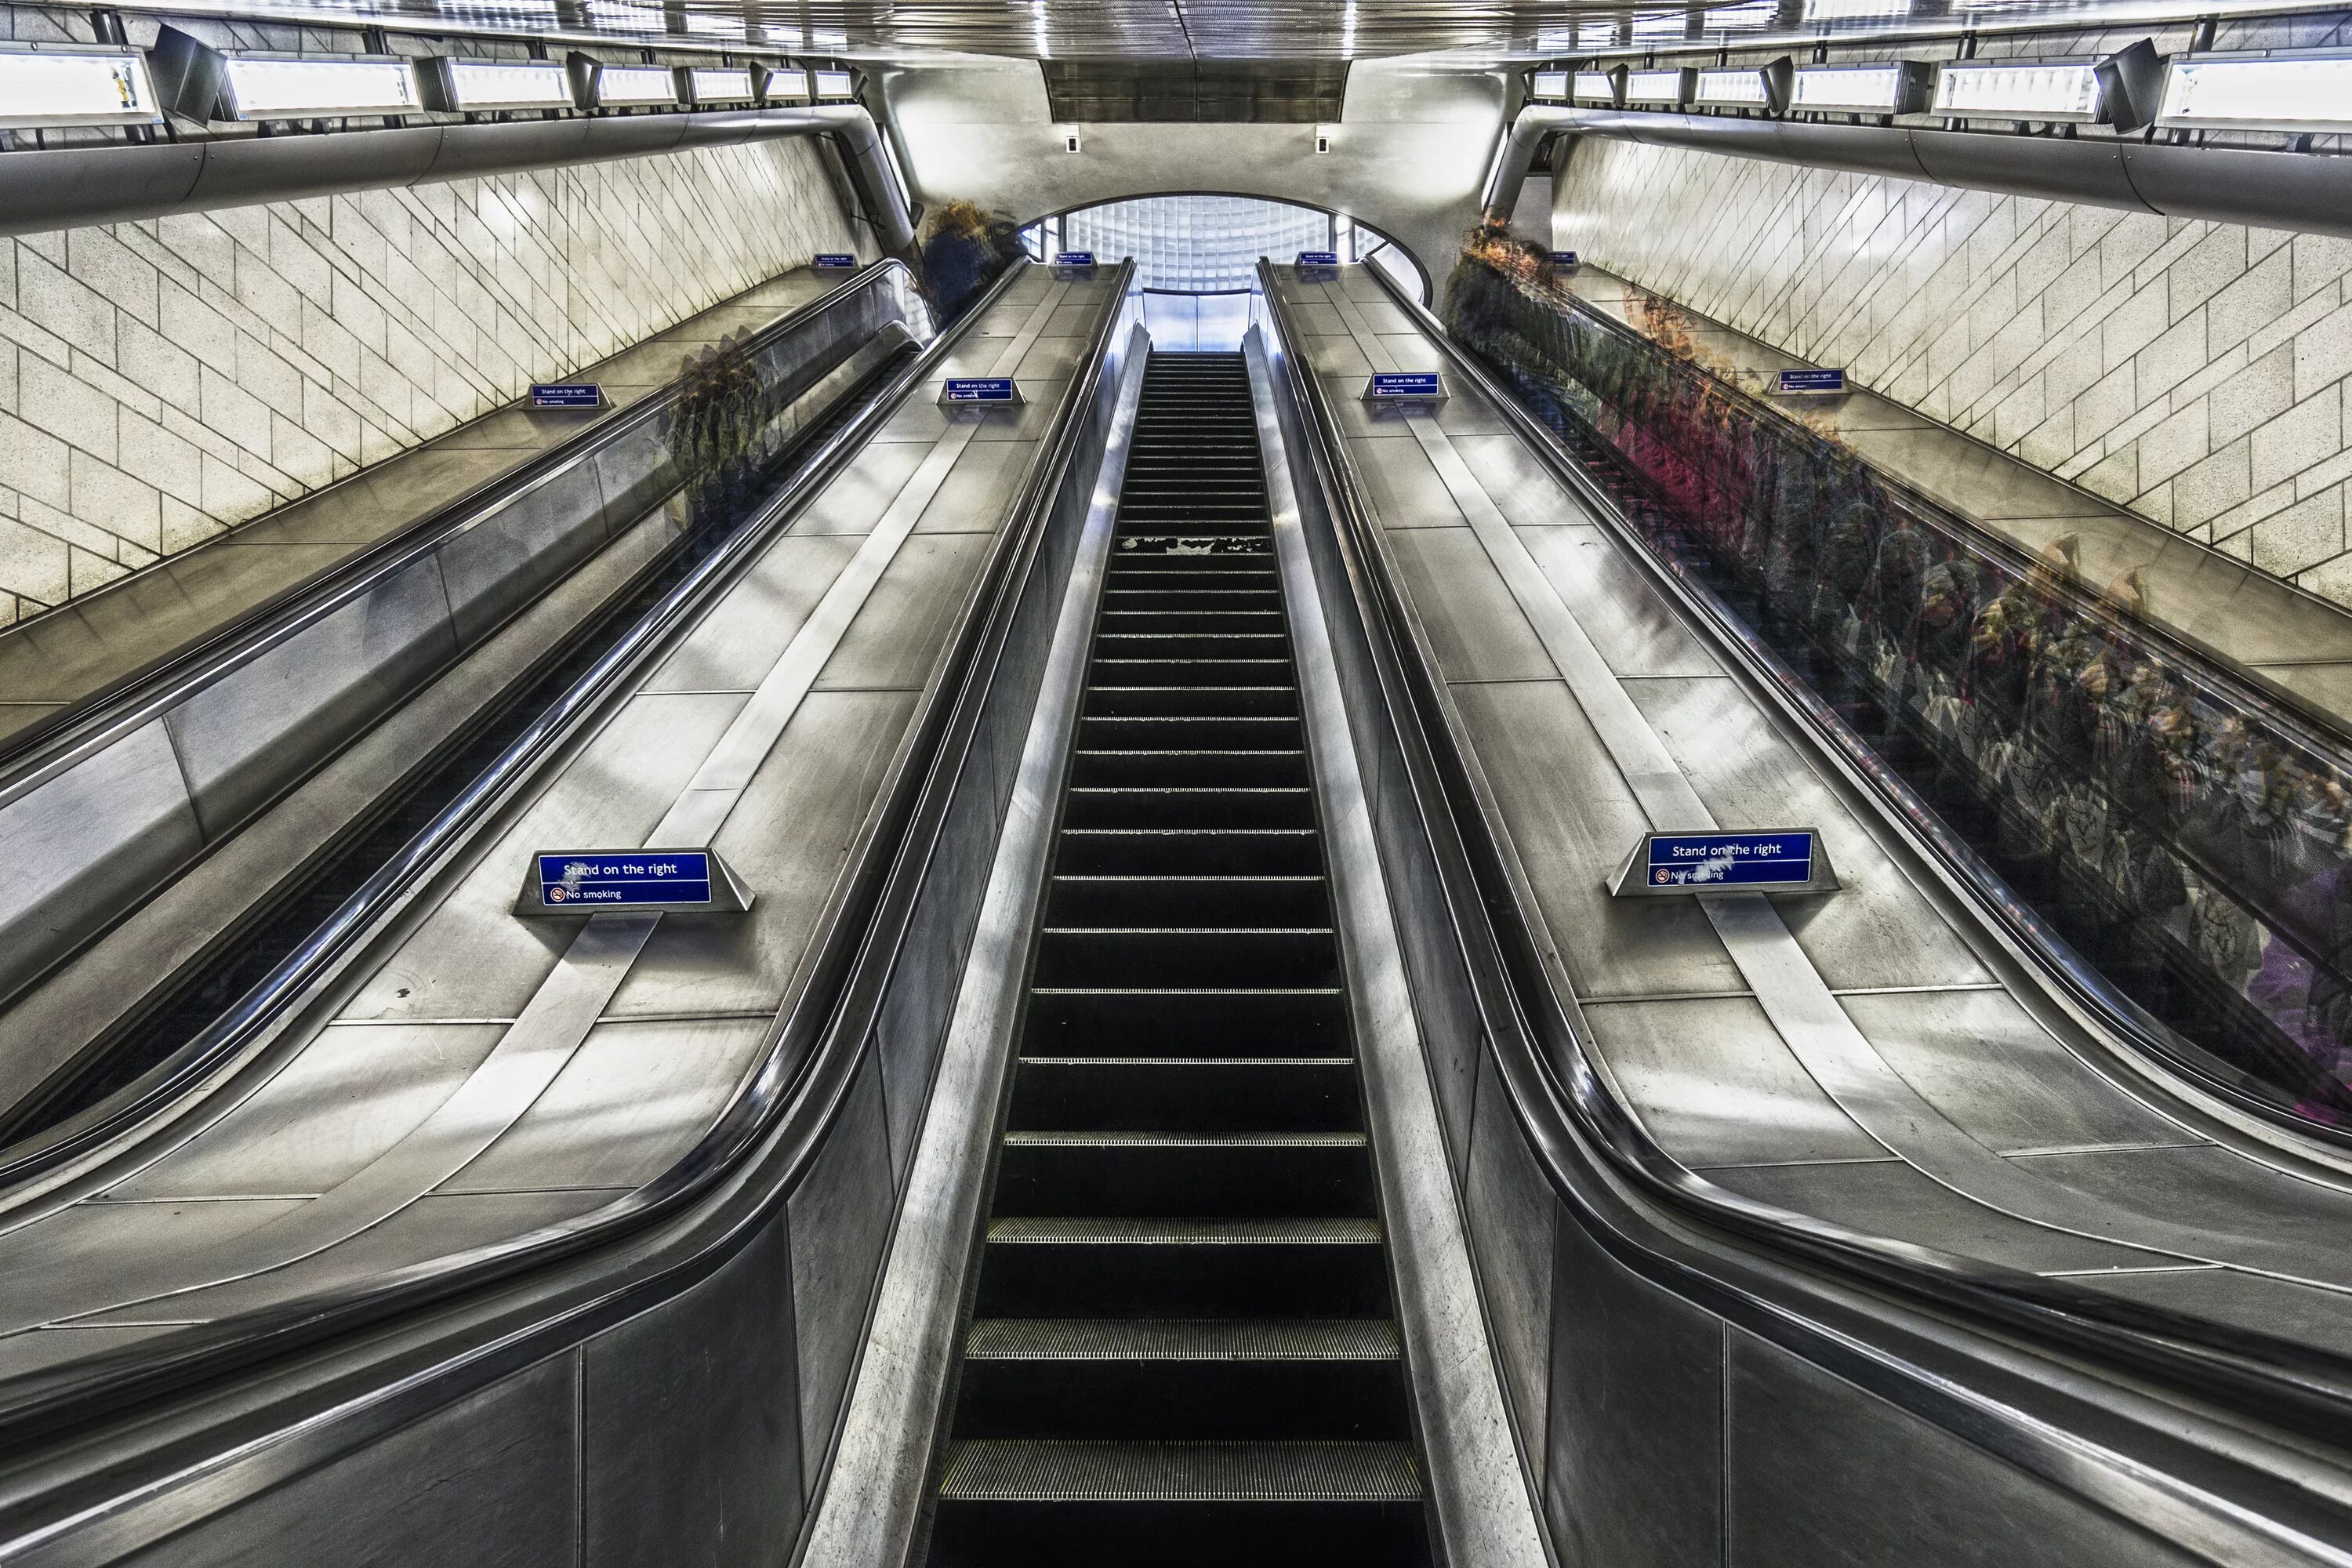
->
[
  {"left": 1551, "top": 141, "right": 2352, "bottom": 607},
  {"left": 0, "top": 141, "right": 862, "bottom": 627}
]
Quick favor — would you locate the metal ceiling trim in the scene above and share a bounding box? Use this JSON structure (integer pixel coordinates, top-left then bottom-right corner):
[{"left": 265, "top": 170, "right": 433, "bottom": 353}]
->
[
  {"left": 0, "top": 103, "right": 916, "bottom": 253},
  {"left": 1484, "top": 103, "right": 2352, "bottom": 241}
]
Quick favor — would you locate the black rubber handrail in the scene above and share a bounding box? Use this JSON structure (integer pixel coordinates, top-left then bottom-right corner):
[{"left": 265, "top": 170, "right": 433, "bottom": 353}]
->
[
  {"left": 0, "top": 260, "right": 981, "bottom": 1199},
  {"left": 1257, "top": 260, "right": 2352, "bottom": 1461},
  {"left": 0, "top": 259, "right": 911, "bottom": 788},
  {"left": 0, "top": 263, "right": 1134, "bottom": 1470},
  {"left": 1421, "top": 266, "right": 2352, "bottom": 1153},
  {"left": 1540, "top": 268, "right": 2352, "bottom": 761}
]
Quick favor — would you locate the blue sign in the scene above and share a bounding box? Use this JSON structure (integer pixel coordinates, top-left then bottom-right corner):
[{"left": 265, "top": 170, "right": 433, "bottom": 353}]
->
[
  {"left": 944, "top": 377, "right": 1018, "bottom": 404},
  {"left": 815, "top": 252, "right": 857, "bottom": 268},
  {"left": 529, "top": 383, "right": 601, "bottom": 409},
  {"left": 1053, "top": 250, "right": 1096, "bottom": 267},
  {"left": 1368, "top": 371, "right": 1444, "bottom": 399},
  {"left": 1642, "top": 831, "right": 1816, "bottom": 889},
  {"left": 1298, "top": 249, "right": 1341, "bottom": 267},
  {"left": 1776, "top": 368, "right": 1849, "bottom": 396},
  {"left": 536, "top": 851, "right": 713, "bottom": 908},
  {"left": 1551, "top": 249, "right": 1581, "bottom": 268}
]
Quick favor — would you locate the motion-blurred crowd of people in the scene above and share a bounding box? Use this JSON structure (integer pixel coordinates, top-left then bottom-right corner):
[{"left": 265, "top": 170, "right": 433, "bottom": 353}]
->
[
  {"left": 670, "top": 332, "right": 773, "bottom": 524},
  {"left": 917, "top": 199, "right": 1028, "bottom": 328},
  {"left": 1445, "top": 224, "right": 2352, "bottom": 1124}
]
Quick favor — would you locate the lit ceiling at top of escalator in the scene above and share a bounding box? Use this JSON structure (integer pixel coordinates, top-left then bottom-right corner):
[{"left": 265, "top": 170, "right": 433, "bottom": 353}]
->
[{"left": 141, "top": 0, "right": 2321, "bottom": 60}]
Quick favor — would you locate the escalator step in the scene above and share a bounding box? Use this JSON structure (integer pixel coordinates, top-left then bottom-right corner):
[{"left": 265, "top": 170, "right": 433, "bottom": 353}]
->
[
  {"left": 988, "top": 1216, "right": 1379, "bottom": 1245},
  {"left": 937, "top": 1439, "right": 1421, "bottom": 1502},
  {"left": 1004, "top": 1130, "right": 1365, "bottom": 1148},
  {"left": 966, "top": 1319, "right": 1396, "bottom": 1361}
]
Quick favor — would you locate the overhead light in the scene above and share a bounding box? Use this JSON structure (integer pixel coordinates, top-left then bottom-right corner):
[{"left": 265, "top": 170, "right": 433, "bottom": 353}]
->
[
  {"left": 586, "top": 2, "right": 661, "bottom": 30},
  {"left": 1693, "top": 66, "right": 1769, "bottom": 105},
  {"left": 1578, "top": 20, "right": 1620, "bottom": 49},
  {"left": 688, "top": 66, "right": 753, "bottom": 103},
  {"left": 1933, "top": 59, "right": 2102, "bottom": 119},
  {"left": 1791, "top": 61, "right": 1931, "bottom": 112},
  {"left": 1573, "top": 69, "right": 1622, "bottom": 104},
  {"left": 592, "top": 63, "right": 677, "bottom": 106},
  {"left": 220, "top": 56, "right": 419, "bottom": 119},
  {"left": 811, "top": 67, "right": 855, "bottom": 97},
  {"left": 1804, "top": 0, "right": 1908, "bottom": 18},
  {"left": 763, "top": 66, "right": 810, "bottom": 100},
  {"left": 684, "top": 13, "right": 746, "bottom": 38},
  {"left": 1702, "top": 0, "right": 1780, "bottom": 31},
  {"left": 0, "top": 47, "right": 162, "bottom": 129},
  {"left": 421, "top": 57, "right": 574, "bottom": 112},
  {"left": 1624, "top": 67, "right": 1694, "bottom": 105},
  {"left": 1530, "top": 69, "right": 1570, "bottom": 99},
  {"left": 1631, "top": 12, "right": 1690, "bottom": 40},
  {"left": 2158, "top": 51, "right": 2352, "bottom": 132}
]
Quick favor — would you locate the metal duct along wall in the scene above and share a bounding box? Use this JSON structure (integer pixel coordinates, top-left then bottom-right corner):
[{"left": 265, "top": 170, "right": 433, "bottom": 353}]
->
[
  {"left": 1484, "top": 106, "right": 2352, "bottom": 243},
  {"left": 0, "top": 103, "right": 916, "bottom": 252}
]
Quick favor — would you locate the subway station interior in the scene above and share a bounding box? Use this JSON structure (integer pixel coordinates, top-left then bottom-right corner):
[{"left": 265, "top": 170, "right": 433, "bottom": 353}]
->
[{"left": 9, "top": 0, "right": 2352, "bottom": 1561}]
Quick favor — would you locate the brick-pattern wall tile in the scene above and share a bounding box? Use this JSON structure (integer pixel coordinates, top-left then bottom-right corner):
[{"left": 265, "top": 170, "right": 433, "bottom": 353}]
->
[
  {"left": 1554, "top": 140, "right": 2352, "bottom": 608},
  {"left": 0, "top": 134, "right": 862, "bottom": 627}
]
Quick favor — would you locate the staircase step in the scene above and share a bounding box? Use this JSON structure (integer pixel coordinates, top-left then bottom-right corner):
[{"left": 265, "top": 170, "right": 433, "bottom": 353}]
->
[
  {"left": 1010, "top": 1055, "right": 1360, "bottom": 1131},
  {"left": 938, "top": 1439, "right": 1421, "bottom": 1502}
]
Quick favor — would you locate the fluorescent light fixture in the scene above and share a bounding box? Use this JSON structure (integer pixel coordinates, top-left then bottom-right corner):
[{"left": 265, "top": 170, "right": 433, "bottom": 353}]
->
[
  {"left": 1625, "top": 68, "right": 1693, "bottom": 104},
  {"left": 1632, "top": 11, "right": 1690, "bottom": 40},
  {"left": 764, "top": 66, "right": 809, "bottom": 99},
  {"left": 586, "top": 2, "right": 661, "bottom": 29},
  {"left": 1933, "top": 59, "right": 2101, "bottom": 119},
  {"left": 1579, "top": 20, "right": 1620, "bottom": 49},
  {"left": 1702, "top": 0, "right": 1780, "bottom": 30},
  {"left": 0, "top": 47, "right": 161, "bottom": 129},
  {"left": 688, "top": 66, "right": 753, "bottom": 103},
  {"left": 220, "top": 56, "right": 419, "bottom": 119},
  {"left": 430, "top": 58, "right": 573, "bottom": 111},
  {"left": 1693, "top": 66, "right": 1768, "bottom": 105},
  {"left": 684, "top": 13, "right": 746, "bottom": 38},
  {"left": 1530, "top": 69, "right": 1570, "bottom": 99},
  {"left": 2158, "top": 52, "right": 2352, "bottom": 132},
  {"left": 594, "top": 64, "right": 677, "bottom": 105},
  {"left": 1573, "top": 70, "right": 1620, "bottom": 103},
  {"left": 1791, "top": 61, "right": 1928, "bottom": 111},
  {"left": 1804, "top": 0, "right": 1907, "bottom": 17},
  {"left": 811, "top": 67, "right": 854, "bottom": 97}
]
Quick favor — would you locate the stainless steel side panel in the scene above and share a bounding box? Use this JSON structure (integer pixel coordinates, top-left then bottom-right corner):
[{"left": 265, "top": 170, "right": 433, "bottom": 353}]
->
[
  {"left": 164, "top": 553, "right": 459, "bottom": 837},
  {"left": 0, "top": 721, "right": 203, "bottom": 1004}
]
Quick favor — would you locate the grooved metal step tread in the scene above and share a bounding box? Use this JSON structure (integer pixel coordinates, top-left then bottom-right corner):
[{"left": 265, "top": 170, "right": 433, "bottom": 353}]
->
[
  {"left": 1070, "top": 786, "right": 1311, "bottom": 795},
  {"left": 1004, "top": 1130, "right": 1367, "bottom": 1148},
  {"left": 989, "top": 1217, "right": 1381, "bottom": 1245},
  {"left": 964, "top": 1317, "right": 1399, "bottom": 1362},
  {"left": 1058, "top": 828, "right": 1315, "bottom": 837},
  {"left": 938, "top": 1439, "right": 1421, "bottom": 1502},
  {"left": 1029, "top": 986, "right": 1343, "bottom": 996},
  {"left": 1039, "top": 927, "right": 1338, "bottom": 937},
  {"left": 1051, "top": 873, "right": 1323, "bottom": 882},
  {"left": 1019, "top": 1055, "right": 1356, "bottom": 1068}
]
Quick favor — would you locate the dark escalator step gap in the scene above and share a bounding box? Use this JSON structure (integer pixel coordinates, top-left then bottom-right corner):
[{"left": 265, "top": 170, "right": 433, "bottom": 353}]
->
[{"left": 927, "top": 351, "right": 1429, "bottom": 1566}]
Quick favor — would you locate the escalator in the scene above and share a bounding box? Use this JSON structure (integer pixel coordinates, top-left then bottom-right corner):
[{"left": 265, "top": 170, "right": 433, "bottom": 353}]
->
[{"left": 927, "top": 353, "right": 1430, "bottom": 1566}]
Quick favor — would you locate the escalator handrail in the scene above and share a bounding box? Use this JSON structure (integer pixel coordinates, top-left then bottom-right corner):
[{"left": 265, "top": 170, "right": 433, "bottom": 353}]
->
[
  {"left": 0, "top": 259, "right": 920, "bottom": 792},
  {"left": 1527, "top": 270, "right": 2352, "bottom": 763},
  {"left": 1473, "top": 270, "right": 2352, "bottom": 1145},
  {"left": 0, "top": 260, "right": 1136, "bottom": 1458},
  {"left": 1256, "top": 260, "right": 2352, "bottom": 1457},
  {"left": 0, "top": 260, "right": 953, "bottom": 1200}
]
